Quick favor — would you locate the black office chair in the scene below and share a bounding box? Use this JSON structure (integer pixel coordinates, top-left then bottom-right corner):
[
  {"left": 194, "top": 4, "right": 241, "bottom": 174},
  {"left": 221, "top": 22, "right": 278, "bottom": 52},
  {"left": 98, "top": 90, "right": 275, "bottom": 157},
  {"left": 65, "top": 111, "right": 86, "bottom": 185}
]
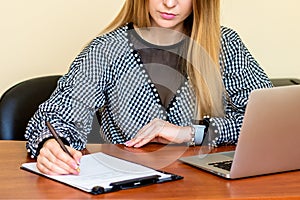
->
[
  {"left": 270, "top": 78, "right": 300, "bottom": 87},
  {"left": 0, "top": 75, "right": 102, "bottom": 143},
  {"left": 0, "top": 76, "right": 62, "bottom": 140}
]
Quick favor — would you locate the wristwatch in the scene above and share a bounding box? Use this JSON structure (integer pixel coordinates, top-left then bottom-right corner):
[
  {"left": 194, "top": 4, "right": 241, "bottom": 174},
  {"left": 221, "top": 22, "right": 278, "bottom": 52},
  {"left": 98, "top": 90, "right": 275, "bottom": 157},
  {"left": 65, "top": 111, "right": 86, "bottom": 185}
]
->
[
  {"left": 187, "top": 116, "right": 210, "bottom": 146},
  {"left": 201, "top": 116, "right": 220, "bottom": 148}
]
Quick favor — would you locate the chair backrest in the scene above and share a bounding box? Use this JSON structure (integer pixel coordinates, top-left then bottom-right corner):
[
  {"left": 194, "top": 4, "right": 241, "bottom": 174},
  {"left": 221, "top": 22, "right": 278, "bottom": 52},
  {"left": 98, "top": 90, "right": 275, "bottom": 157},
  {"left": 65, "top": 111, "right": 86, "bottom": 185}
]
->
[
  {"left": 270, "top": 78, "right": 300, "bottom": 87},
  {"left": 0, "top": 76, "right": 61, "bottom": 140}
]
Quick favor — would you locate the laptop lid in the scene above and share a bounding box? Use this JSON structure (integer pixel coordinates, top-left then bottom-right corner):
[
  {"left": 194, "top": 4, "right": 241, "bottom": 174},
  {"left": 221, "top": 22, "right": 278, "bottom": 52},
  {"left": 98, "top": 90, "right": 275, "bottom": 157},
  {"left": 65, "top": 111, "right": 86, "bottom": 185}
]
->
[{"left": 179, "top": 85, "right": 300, "bottom": 179}]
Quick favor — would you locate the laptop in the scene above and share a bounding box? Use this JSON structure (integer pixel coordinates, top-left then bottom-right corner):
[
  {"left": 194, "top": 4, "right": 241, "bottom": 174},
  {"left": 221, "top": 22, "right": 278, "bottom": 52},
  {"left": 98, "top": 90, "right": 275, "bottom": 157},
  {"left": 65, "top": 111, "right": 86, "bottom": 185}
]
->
[{"left": 179, "top": 85, "right": 300, "bottom": 179}]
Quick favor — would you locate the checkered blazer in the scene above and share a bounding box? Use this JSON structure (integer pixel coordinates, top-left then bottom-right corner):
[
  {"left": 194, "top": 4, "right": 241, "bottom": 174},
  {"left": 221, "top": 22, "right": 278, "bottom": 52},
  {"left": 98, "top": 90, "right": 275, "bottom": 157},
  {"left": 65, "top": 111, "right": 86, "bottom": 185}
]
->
[{"left": 25, "top": 24, "right": 272, "bottom": 157}]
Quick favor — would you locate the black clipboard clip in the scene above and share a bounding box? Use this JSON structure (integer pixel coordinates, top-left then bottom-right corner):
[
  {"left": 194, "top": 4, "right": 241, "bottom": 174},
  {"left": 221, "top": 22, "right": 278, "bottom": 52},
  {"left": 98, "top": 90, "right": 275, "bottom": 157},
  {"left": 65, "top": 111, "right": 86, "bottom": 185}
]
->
[
  {"left": 91, "top": 173, "right": 183, "bottom": 195},
  {"left": 91, "top": 175, "right": 160, "bottom": 194}
]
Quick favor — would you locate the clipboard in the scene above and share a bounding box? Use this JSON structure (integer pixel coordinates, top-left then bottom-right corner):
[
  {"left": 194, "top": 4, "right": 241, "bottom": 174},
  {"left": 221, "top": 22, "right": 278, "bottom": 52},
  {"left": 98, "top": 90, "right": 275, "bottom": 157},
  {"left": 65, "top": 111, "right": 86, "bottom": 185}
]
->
[{"left": 21, "top": 152, "right": 183, "bottom": 195}]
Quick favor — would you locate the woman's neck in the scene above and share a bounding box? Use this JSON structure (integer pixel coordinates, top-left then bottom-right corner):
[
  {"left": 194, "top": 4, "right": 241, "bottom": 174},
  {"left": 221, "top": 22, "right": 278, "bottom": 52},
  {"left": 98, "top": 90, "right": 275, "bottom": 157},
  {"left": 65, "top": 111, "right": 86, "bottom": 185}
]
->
[{"left": 133, "top": 25, "right": 185, "bottom": 46}]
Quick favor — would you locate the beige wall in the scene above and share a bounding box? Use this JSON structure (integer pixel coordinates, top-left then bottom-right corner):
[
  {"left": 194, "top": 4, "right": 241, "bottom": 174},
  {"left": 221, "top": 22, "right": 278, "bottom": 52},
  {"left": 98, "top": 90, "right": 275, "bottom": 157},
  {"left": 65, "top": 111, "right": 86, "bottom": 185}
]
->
[
  {"left": 1, "top": 0, "right": 300, "bottom": 96},
  {"left": 0, "top": 0, "right": 125, "bottom": 95},
  {"left": 221, "top": 0, "right": 300, "bottom": 80}
]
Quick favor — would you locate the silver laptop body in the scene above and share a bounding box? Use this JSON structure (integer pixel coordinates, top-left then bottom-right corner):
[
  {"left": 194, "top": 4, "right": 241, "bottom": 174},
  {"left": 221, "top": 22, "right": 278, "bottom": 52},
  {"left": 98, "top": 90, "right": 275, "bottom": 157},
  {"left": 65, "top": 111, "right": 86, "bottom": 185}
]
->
[{"left": 179, "top": 85, "right": 300, "bottom": 179}]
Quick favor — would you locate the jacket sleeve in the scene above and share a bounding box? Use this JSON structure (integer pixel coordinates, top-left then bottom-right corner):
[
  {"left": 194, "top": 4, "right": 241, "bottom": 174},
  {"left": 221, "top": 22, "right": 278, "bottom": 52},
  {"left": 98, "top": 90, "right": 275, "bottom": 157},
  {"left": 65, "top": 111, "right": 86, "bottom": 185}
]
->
[
  {"left": 212, "top": 27, "right": 273, "bottom": 145},
  {"left": 25, "top": 40, "right": 109, "bottom": 158}
]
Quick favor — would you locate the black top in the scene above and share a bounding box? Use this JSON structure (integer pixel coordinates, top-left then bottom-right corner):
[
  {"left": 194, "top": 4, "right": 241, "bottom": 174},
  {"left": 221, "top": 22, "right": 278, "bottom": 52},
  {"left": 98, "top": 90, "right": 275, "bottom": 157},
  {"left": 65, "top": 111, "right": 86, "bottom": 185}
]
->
[{"left": 128, "top": 23, "right": 187, "bottom": 108}]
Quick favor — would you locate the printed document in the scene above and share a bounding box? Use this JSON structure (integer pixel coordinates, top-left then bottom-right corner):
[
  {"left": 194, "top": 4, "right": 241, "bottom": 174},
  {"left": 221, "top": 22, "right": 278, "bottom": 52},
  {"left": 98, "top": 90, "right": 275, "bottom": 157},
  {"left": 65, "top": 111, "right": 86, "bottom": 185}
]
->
[{"left": 21, "top": 152, "right": 172, "bottom": 193}]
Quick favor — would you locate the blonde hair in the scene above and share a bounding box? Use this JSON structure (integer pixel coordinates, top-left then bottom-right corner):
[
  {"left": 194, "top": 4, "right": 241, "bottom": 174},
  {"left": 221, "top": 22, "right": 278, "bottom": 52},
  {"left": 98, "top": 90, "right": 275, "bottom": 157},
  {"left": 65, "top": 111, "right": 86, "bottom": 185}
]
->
[
  {"left": 102, "top": 0, "right": 224, "bottom": 119},
  {"left": 187, "top": 0, "right": 224, "bottom": 118}
]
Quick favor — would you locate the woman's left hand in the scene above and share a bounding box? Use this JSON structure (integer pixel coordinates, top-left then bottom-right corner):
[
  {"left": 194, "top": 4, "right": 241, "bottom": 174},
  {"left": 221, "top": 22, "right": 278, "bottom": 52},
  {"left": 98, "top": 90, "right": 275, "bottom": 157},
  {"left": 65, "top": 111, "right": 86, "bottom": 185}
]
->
[{"left": 124, "top": 118, "right": 191, "bottom": 148}]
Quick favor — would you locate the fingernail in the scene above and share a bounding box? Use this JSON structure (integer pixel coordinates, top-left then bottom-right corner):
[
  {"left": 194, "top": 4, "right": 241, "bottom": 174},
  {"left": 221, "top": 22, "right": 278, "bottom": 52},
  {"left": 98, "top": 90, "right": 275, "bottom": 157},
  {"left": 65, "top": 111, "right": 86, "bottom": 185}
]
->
[
  {"left": 76, "top": 166, "right": 80, "bottom": 173},
  {"left": 77, "top": 159, "right": 81, "bottom": 165},
  {"left": 72, "top": 163, "right": 78, "bottom": 169}
]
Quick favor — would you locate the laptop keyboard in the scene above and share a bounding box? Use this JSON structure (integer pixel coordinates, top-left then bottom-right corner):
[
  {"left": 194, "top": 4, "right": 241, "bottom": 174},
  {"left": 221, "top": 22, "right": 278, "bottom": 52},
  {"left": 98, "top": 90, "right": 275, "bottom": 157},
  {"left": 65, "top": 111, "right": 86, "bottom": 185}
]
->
[{"left": 208, "top": 160, "right": 233, "bottom": 171}]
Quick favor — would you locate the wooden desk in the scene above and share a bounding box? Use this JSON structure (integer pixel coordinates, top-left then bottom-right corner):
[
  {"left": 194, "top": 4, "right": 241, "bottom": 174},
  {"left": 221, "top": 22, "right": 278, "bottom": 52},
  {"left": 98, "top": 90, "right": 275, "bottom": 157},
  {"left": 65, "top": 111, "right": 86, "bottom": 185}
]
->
[{"left": 0, "top": 140, "right": 299, "bottom": 200}]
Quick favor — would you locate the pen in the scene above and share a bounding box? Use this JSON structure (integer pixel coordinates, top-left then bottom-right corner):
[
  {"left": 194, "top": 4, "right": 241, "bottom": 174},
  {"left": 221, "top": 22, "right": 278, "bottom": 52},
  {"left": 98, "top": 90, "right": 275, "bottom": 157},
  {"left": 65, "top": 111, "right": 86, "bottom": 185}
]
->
[{"left": 45, "top": 121, "right": 80, "bottom": 173}]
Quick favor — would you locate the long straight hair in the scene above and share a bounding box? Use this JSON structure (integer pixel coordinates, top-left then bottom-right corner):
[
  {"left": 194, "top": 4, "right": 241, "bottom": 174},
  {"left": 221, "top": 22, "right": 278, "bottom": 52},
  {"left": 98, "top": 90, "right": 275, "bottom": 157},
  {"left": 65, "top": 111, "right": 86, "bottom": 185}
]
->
[{"left": 101, "top": 0, "right": 224, "bottom": 119}]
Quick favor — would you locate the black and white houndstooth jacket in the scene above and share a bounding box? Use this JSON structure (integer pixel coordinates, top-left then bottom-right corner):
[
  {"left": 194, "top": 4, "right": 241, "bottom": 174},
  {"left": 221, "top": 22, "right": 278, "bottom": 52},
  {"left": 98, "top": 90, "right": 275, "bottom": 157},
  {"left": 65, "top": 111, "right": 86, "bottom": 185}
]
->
[{"left": 25, "top": 23, "right": 273, "bottom": 157}]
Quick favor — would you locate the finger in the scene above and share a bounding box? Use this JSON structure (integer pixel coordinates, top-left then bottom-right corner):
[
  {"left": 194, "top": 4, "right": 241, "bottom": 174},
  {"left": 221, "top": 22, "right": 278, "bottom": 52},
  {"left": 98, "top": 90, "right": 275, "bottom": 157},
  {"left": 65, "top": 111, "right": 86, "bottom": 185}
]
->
[
  {"left": 48, "top": 145, "right": 81, "bottom": 174},
  {"left": 45, "top": 146, "right": 79, "bottom": 174},
  {"left": 132, "top": 133, "right": 156, "bottom": 148},
  {"left": 131, "top": 121, "right": 158, "bottom": 146},
  {"left": 38, "top": 147, "right": 78, "bottom": 175},
  {"left": 125, "top": 133, "right": 155, "bottom": 148},
  {"left": 124, "top": 126, "right": 155, "bottom": 147},
  {"left": 126, "top": 119, "right": 164, "bottom": 147},
  {"left": 66, "top": 145, "right": 82, "bottom": 165},
  {"left": 37, "top": 154, "right": 71, "bottom": 175},
  {"left": 133, "top": 123, "right": 161, "bottom": 147},
  {"left": 40, "top": 140, "right": 80, "bottom": 174}
]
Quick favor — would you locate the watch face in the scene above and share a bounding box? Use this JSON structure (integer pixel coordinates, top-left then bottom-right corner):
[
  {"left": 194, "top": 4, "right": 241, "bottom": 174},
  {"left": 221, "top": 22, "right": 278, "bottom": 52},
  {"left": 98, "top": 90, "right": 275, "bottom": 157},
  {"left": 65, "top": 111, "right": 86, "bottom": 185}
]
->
[{"left": 192, "top": 124, "right": 206, "bottom": 145}]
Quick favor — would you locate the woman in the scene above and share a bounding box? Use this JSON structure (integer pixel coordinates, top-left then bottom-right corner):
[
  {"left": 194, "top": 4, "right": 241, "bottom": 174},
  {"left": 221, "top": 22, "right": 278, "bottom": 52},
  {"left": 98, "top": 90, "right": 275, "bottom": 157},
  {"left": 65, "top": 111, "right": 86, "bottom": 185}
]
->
[{"left": 25, "top": 0, "right": 273, "bottom": 175}]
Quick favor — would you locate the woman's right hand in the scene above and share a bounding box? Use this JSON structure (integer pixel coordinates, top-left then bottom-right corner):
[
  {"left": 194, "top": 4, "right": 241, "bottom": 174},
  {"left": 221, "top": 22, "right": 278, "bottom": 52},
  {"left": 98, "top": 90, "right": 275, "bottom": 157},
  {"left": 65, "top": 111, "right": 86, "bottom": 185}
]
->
[{"left": 37, "top": 139, "right": 82, "bottom": 175}]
